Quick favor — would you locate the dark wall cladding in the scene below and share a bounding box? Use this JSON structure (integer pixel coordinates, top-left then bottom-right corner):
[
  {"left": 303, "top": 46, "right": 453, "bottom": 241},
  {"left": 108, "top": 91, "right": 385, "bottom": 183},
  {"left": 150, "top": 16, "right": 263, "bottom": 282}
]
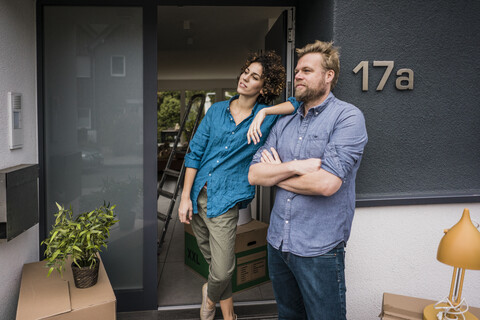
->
[
  {"left": 299, "top": 0, "right": 480, "bottom": 202},
  {"left": 296, "top": 0, "right": 334, "bottom": 47}
]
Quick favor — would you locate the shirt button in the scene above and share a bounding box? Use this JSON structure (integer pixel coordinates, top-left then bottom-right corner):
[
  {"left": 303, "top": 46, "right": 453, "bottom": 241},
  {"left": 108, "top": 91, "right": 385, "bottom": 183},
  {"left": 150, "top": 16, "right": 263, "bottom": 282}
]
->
[
  {"left": 217, "top": 160, "right": 219, "bottom": 163},
  {"left": 209, "top": 173, "right": 211, "bottom": 176},
  {"left": 299, "top": 137, "right": 302, "bottom": 140},
  {"left": 232, "top": 132, "right": 235, "bottom": 134},
  {"left": 287, "top": 199, "right": 291, "bottom": 202},
  {"left": 315, "top": 112, "right": 318, "bottom": 115},
  {"left": 225, "top": 146, "right": 228, "bottom": 149},
  {"left": 285, "top": 220, "right": 289, "bottom": 224}
]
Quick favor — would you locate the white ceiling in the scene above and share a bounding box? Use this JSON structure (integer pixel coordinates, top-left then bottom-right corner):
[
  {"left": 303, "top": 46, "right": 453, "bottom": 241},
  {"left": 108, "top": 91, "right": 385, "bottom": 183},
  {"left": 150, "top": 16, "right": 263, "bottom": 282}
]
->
[{"left": 157, "top": 6, "right": 289, "bottom": 81}]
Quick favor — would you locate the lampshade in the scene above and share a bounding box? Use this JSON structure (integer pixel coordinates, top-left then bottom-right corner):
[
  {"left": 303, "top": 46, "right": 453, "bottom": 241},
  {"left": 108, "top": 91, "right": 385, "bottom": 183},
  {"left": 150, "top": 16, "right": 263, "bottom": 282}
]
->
[{"left": 437, "top": 208, "right": 480, "bottom": 270}]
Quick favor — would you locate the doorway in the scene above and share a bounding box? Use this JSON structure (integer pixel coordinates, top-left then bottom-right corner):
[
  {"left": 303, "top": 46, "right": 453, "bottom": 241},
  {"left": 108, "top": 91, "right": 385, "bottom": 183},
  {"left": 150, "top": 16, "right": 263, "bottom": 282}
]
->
[
  {"left": 156, "top": 5, "right": 295, "bottom": 309},
  {"left": 38, "top": 2, "right": 295, "bottom": 313}
]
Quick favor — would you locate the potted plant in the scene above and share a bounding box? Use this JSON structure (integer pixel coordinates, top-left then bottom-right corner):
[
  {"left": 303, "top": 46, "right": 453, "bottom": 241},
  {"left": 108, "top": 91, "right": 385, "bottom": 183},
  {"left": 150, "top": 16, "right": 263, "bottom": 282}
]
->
[{"left": 41, "top": 202, "right": 118, "bottom": 288}]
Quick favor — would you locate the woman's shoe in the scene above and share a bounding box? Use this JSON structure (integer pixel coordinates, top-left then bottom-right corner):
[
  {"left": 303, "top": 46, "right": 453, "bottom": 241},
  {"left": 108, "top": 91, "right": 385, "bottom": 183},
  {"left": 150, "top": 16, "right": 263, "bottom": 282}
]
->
[{"left": 200, "top": 283, "right": 215, "bottom": 320}]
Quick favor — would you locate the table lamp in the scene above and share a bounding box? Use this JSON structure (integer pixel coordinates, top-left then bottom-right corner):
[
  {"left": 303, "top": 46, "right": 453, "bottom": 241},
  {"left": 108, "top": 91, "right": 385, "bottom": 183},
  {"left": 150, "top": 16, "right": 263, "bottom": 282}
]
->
[{"left": 424, "top": 208, "right": 480, "bottom": 320}]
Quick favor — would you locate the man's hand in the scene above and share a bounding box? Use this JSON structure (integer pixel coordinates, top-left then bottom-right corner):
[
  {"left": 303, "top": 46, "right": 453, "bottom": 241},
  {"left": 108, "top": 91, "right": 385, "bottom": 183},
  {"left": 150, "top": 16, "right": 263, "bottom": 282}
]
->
[
  {"left": 261, "top": 147, "right": 282, "bottom": 164},
  {"left": 260, "top": 147, "right": 321, "bottom": 175},
  {"left": 247, "top": 109, "right": 266, "bottom": 145},
  {"left": 178, "top": 196, "right": 193, "bottom": 224}
]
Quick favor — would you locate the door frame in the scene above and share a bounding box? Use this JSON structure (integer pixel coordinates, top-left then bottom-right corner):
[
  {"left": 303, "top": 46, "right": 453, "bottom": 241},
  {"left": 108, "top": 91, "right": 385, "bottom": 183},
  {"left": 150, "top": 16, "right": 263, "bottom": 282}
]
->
[
  {"left": 36, "top": 0, "right": 298, "bottom": 313},
  {"left": 36, "top": 0, "right": 158, "bottom": 311}
]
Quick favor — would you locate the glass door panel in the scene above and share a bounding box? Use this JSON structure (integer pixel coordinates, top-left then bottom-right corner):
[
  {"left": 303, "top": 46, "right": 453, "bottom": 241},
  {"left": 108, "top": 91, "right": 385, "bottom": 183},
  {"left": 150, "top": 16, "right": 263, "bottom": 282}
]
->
[{"left": 43, "top": 6, "right": 144, "bottom": 290}]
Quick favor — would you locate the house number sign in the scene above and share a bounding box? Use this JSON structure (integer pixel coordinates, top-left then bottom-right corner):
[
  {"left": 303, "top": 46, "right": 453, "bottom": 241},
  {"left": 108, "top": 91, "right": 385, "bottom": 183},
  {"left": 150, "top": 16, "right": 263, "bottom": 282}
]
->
[{"left": 353, "top": 61, "right": 414, "bottom": 91}]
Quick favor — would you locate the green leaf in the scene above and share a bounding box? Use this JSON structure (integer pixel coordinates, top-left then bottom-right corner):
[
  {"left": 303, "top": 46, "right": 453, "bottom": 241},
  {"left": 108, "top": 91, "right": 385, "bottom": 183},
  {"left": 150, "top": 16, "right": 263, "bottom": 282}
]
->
[
  {"left": 48, "top": 230, "right": 59, "bottom": 243},
  {"left": 73, "top": 258, "right": 81, "bottom": 269},
  {"left": 51, "top": 249, "right": 61, "bottom": 261}
]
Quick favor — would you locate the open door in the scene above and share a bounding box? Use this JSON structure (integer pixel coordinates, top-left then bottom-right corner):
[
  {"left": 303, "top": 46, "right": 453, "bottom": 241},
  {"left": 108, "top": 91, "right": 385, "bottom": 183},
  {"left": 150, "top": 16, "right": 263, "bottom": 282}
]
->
[
  {"left": 256, "top": 9, "right": 295, "bottom": 224},
  {"left": 266, "top": 9, "right": 295, "bottom": 99}
]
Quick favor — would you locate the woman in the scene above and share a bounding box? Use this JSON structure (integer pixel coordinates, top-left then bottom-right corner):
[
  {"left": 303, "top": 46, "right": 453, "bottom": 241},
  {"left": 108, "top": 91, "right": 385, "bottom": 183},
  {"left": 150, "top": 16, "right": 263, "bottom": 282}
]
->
[{"left": 178, "top": 51, "right": 298, "bottom": 320}]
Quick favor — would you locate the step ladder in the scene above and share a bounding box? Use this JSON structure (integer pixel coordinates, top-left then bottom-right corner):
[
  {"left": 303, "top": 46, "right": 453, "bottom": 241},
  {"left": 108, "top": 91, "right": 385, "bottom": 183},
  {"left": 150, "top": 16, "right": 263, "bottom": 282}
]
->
[{"left": 157, "top": 94, "right": 206, "bottom": 253}]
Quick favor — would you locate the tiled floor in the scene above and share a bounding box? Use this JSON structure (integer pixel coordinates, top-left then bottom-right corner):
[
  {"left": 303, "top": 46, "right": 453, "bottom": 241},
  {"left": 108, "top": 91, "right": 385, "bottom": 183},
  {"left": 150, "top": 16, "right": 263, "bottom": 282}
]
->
[{"left": 157, "top": 188, "right": 276, "bottom": 308}]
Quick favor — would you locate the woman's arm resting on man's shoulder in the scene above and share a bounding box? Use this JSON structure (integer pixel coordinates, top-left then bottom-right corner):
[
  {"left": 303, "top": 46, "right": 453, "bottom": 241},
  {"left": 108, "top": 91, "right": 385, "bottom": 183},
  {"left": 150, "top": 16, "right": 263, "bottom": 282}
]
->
[{"left": 247, "top": 101, "right": 296, "bottom": 145}]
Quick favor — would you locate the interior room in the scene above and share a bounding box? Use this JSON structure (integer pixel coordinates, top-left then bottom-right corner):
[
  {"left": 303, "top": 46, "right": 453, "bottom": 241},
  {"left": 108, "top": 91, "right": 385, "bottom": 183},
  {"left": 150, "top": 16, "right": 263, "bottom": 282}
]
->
[{"left": 156, "top": 5, "right": 292, "bottom": 310}]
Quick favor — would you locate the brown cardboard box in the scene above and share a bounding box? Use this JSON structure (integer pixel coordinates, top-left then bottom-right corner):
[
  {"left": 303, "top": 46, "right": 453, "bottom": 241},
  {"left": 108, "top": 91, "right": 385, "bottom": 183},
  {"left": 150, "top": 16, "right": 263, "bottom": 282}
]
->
[
  {"left": 185, "top": 219, "right": 270, "bottom": 292},
  {"left": 380, "top": 293, "right": 480, "bottom": 319},
  {"left": 16, "top": 259, "right": 116, "bottom": 320}
]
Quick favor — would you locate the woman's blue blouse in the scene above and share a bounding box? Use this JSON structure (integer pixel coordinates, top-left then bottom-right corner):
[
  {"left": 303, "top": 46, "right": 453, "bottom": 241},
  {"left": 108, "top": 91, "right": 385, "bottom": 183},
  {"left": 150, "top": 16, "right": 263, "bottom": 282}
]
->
[{"left": 184, "top": 95, "right": 299, "bottom": 218}]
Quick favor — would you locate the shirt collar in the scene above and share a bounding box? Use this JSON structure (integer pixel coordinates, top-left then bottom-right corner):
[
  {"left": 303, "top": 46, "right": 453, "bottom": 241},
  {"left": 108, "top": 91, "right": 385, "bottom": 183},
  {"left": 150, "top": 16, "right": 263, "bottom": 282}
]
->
[
  {"left": 227, "top": 94, "right": 261, "bottom": 113},
  {"left": 226, "top": 95, "right": 238, "bottom": 111},
  {"left": 297, "top": 92, "right": 335, "bottom": 117}
]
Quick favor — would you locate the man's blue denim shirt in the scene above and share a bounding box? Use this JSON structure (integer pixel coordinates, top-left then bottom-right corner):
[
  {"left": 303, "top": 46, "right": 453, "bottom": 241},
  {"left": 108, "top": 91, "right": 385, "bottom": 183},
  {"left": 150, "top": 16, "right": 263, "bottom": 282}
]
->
[
  {"left": 184, "top": 95, "right": 299, "bottom": 218},
  {"left": 251, "top": 93, "right": 368, "bottom": 257}
]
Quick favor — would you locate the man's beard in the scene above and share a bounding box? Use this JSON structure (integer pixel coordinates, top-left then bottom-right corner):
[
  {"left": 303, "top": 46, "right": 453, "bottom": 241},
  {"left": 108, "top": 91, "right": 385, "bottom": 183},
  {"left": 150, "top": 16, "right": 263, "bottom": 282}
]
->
[{"left": 294, "top": 82, "right": 327, "bottom": 103}]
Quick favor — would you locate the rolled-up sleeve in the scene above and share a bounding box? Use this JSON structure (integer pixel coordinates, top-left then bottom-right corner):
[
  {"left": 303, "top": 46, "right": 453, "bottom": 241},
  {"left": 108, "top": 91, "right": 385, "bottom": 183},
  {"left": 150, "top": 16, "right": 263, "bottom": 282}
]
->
[
  {"left": 184, "top": 108, "right": 212, "bottom": 169},
  {"left": 321, "top": 108, "right": 368, "bottom": 180},
  {"left": 287, "top": 97, "right": 301, "bottom": 114}
]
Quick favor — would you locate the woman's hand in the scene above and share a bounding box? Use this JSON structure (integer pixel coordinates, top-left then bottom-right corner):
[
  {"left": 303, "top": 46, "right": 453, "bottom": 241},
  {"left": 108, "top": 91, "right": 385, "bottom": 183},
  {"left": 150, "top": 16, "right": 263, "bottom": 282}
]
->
[
  {"left": 178, "top": 196, "right": 193, "bottom": 224},
  {"left": 247, "top": 109, "right": 266, "bottom": 145}
]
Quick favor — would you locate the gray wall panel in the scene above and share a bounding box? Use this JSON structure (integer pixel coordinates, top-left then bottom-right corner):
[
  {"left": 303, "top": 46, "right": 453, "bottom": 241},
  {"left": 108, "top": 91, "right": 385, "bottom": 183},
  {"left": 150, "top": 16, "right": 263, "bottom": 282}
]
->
[{"left": 298, "top": 0, "right": 480, "bottom": 201}]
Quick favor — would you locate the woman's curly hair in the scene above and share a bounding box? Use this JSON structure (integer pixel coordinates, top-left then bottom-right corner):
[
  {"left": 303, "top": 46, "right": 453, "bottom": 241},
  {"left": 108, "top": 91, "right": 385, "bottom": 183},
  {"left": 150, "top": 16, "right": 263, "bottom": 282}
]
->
[{"left": 239, "top": 51, "right": 286, "bottom": 104}]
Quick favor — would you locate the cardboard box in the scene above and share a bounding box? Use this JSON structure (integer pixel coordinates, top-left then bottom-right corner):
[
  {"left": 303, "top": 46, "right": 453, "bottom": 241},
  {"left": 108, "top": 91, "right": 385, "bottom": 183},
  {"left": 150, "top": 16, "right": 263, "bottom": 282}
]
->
[
  {"left": 16, "top": 258, "right": 116, "bottom": 320},
  {"left": 380, "top": 293, "right": 480, "bottom": 319},
  {"left": 185, "top": 219, "right": 269, "bottom": 293}
]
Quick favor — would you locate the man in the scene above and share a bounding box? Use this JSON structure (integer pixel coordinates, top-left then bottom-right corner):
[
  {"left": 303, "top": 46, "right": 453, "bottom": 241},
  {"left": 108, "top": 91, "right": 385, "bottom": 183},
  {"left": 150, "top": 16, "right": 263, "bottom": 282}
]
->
[{"left": 248, "top": 40, "right": 368, "bottom": 319}]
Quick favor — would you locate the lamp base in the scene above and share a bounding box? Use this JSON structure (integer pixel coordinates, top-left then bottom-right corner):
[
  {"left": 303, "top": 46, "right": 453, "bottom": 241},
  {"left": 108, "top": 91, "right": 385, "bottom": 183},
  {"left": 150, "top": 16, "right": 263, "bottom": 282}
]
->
[{"left": 423, "top": 303, "right": 479, "bottom": 320}]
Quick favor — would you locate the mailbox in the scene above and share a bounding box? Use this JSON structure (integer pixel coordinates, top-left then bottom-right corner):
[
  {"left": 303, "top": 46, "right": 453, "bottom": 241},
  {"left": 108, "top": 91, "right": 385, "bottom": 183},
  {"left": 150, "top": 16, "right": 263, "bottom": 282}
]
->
[{"left": 0, "top": 164, "right": 39, "bottom": 242}]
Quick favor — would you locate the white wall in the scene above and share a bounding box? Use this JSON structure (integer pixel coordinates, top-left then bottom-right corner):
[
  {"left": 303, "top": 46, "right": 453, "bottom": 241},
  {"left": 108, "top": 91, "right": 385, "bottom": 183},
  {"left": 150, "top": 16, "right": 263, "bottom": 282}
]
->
[
  {"left": 0, "top": 0, "right": 38, "bottom": 319},
  {"left": 347, "top": 203, "right": 480, "bottom": 319}
]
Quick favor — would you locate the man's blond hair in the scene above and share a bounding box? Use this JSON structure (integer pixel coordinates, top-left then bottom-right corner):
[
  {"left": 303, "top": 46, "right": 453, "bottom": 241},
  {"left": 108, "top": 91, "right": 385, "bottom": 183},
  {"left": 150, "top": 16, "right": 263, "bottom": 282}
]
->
[{"left": 296, "top": 40, "right": 340, "bottom": 90}]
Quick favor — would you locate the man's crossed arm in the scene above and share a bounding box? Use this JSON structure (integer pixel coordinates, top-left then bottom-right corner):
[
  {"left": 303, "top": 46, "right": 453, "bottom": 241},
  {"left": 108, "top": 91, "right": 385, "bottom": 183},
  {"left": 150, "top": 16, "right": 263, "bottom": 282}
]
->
[{"left": 248, "top": 147, "right": 342, "bottom": 196}]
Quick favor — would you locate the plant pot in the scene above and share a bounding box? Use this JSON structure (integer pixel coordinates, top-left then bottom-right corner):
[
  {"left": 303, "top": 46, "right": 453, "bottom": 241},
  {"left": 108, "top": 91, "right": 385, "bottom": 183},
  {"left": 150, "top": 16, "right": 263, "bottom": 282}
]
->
[{"left": 71, "top": 258, "right": 100, "bottom": 289}]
